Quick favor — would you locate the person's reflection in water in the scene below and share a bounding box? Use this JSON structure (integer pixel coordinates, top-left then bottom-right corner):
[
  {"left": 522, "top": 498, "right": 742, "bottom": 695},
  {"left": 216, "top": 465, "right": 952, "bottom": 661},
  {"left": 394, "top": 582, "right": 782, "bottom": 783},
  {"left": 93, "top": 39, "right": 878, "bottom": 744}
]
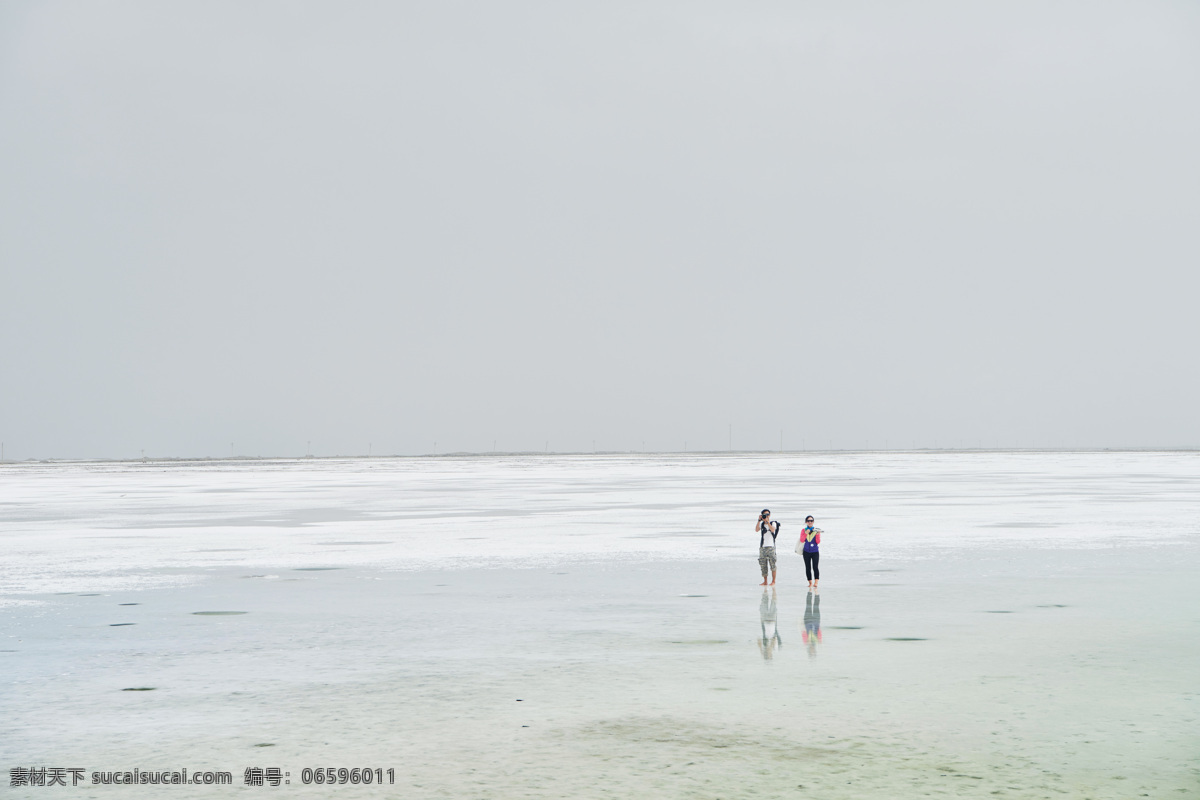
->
[
  {"left": 757, "top": 588, "right": 782, "bottom": 660},
  {"left": 802, "top": 591, "right": 822, "bottom": 659}
]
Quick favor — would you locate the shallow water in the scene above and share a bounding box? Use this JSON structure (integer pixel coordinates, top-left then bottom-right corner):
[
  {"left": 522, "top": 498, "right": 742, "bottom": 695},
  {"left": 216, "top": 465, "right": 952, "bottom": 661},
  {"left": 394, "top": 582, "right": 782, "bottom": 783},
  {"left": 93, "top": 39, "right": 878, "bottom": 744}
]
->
[{"left": 2, "top": 453, "right": 1198, "bottom": 798}]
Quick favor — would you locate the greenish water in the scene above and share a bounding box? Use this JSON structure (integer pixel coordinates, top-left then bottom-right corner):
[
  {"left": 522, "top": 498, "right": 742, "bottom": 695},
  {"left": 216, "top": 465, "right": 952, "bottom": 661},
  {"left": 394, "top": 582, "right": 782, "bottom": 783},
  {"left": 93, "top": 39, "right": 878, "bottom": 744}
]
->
[{"left": 4, "top": 545, "right": 1197, "bottom": 799}]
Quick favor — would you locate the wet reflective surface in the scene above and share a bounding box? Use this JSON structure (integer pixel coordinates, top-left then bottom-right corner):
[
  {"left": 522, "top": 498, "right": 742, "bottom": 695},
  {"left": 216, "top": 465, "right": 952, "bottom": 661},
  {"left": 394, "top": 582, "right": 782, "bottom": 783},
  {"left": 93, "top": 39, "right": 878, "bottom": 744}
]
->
[
  {"left": 757, "top": 588, "right": 781, "bottom": 659},
  {"left": 4, "top": 549, "right": 1197, "bottom": 798},
  {"left": 2, "top": 452, "right": 1198, "bottom": 798},
  {"left": 802, "top": 591, "right": 822, "bottom": 658}
]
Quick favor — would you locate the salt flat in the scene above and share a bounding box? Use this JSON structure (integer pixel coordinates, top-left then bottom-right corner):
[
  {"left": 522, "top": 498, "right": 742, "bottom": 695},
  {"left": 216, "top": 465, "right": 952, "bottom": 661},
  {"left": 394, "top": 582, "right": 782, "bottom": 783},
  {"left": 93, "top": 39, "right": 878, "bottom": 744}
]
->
[{"left": 2, "top": 452, "right": 1197, "bottom": 798}]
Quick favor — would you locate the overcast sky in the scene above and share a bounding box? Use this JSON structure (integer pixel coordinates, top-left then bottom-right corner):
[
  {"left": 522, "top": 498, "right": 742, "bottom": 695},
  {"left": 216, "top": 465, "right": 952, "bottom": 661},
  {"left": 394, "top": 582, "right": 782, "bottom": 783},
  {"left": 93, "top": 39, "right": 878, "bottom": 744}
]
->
[{"left": 2, "top": 1, "right": 1198, "bottom": 459}]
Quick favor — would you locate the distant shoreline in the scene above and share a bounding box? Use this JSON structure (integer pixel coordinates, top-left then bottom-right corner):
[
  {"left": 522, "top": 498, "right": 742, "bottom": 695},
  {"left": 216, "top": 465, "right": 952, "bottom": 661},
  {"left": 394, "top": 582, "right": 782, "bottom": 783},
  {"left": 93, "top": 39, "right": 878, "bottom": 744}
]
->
[{"left": 2, "top": 447, "right": 1197, "bottom": 465}]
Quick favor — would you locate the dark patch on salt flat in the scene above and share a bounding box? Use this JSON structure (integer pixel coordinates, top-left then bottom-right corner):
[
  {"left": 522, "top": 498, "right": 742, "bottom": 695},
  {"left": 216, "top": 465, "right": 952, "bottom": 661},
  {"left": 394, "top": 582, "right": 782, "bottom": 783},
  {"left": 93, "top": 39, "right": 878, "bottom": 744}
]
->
[
  {"left": 253, "top": 743, "right": 274, "bottom": 747},
  {"left": 886, "top": 637, "right": 927, "bottom": 641},
  {"left": 669, "top": 640, "right": 729, "bottom": 645},
  {"left": 122, "top": 687, "right": 156, "bottom": 691},
  {"left": 1037, "top": 604, "right": 1069, "bottom": 608},
  {"left": 294, "top": 567, "right": 343, "bottom": 571},
  {"left": 828, "top": 626, "right": 864, "bottom": 630},
  {"left": 109, "top": 623, "right": 136, "bottom": 627},
  {"left": 118, "top": 603, "right": 140, "bottom": 606}
]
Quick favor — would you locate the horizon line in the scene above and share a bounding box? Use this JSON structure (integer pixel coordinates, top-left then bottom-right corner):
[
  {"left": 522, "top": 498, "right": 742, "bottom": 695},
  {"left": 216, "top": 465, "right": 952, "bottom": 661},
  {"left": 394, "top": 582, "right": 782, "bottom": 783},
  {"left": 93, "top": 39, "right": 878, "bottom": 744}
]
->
[{"left": 2, "top": 446, "right": 1198, "bottom": 465}]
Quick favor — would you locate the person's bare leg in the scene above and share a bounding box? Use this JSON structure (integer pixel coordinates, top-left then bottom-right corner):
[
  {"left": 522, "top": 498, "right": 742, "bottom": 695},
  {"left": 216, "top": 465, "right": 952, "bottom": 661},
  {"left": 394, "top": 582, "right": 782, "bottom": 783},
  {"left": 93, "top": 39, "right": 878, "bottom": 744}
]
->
[
  {"left": 769, "top": 568, "right": 776, "bottom": 586},
  {"left": 759, "top": 571, "right": 768, "bottom": 586}
]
